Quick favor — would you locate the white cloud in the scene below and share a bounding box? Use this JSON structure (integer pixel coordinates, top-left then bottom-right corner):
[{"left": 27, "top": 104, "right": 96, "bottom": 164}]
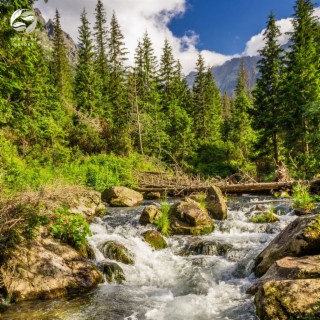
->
[
  {"left": 244, "top": 7, "right": 320, "bottom": 56},
  {"left": 35, "top": 0, "right": 234, "bottom": 74}
]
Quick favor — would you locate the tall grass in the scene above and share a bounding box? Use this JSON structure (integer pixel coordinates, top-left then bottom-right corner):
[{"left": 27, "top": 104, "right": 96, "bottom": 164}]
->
[
  {"left": 292, "top": 183, "right": 315, "bottom": 211},
  {"left": 155, "top": 201, "right": 171, "bottom": 237},
  {"left": 0, "top": 151, "right": 160, "bottom": 194}
]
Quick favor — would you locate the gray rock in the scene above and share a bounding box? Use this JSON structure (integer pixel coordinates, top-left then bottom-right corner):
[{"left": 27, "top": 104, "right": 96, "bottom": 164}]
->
[
  {"left": 101, "top": 187, "right": 143, "bottom": 207},
  {"left": 139, "top": 205, "right": 163, "bottom": 225},
  {"left": 206, "top": 186, "right": 228, "bottom": 220},
  {"left": 254, "top": 215, "right": 320, "bottom": 276}
]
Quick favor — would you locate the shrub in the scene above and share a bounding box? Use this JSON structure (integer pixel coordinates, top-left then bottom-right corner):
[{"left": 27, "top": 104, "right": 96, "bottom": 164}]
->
[
  {"left": 50, "top": 206, "right": 91, "bottom": 249},
  {"left": 292, "top": 183, "right": 316, "bottom": 211}
]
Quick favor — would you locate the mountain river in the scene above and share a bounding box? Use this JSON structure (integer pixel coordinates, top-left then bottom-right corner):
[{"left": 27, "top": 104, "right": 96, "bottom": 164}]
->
[{"left": 1, "top": 196, "right": 295, "bottom": 320}]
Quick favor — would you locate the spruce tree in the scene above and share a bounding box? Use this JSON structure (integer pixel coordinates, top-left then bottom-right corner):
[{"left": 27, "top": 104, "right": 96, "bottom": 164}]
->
[
  {"left": 253, "top": 12, "right": 283, "bottom": 165},
  {"left": 192, "top": 54, "right": 222, "bottom": 143},
  {"left": 94, "top": 0, "right": 109, "bottom": 111},
  {"left": 283, "top": 0, "right": 320, "bottom": 172},
  {"left": 108, "top": 12, "right": 130, "bottom": 154},
  {"left": 74, "top": 9, "right": 100, "bottom": 116},
  {"left": 230, "top": 60, "right": 254, "bottom": 160},
  {"left": 133, "top": 32, "right": 167, "bottom": 156},
  {"left": 159, "top": 39, "right": 176, "bottom": 109},
  {"left": 52, "top": 9, "right": 72, "bottom": 100}
]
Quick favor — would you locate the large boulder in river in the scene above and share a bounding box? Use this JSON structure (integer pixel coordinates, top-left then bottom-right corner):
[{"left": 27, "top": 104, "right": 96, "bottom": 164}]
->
[
  {"left": 255, "top": 278, "right": 320, "bottom": 320},
  {"left": 249, "top": 255, "right": 320, "bottom": 294},
  {"left": 99, "top": 241, "right": 134, "bottom": 265},
  {"left": 254, "top": 215, "right": 320, "bottom": 276},
  {"left": 206, "top": 186, "right": 228, "bottom": 220},
  {"left": 139, "top": 205, "right": 163, "bottom": 225},
  {"left": 0, "top": 238, "right": 102, "bottom": 302},
  {"left": 169, "top": 201, "right": 214, "bottom": 236},
  {"left": 101, "top": 186, "right": 143, "bottom": 207},
  {"left": 143, "top": 230, "right": 167, "bottom": 250}
]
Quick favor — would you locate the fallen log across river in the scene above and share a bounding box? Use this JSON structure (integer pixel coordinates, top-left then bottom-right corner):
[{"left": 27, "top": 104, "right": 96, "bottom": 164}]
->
[{"left": 134, "top": 179, "right": 320, "bottom": 196}]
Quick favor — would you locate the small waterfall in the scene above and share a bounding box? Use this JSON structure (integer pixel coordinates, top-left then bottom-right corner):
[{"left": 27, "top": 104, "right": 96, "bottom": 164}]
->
[{"left": 1, "top": 196, "right": 295, "bottom": 320}]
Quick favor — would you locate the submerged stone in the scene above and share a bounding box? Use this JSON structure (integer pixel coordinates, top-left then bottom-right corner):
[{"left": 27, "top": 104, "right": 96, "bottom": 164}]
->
[
  {"left": 99, "top": 241, "right": 134, "bottom": 265},
  {"left": 143, "top": 230, "right": 167, "bottom": 250},
  {"left": 97, "top": 261, "right": 125, "bottom": 284}
]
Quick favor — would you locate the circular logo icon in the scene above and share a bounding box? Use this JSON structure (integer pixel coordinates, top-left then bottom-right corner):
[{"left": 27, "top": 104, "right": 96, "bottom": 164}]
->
[{"left": 10, "top": 9, "right": 37, "bottom": 33}]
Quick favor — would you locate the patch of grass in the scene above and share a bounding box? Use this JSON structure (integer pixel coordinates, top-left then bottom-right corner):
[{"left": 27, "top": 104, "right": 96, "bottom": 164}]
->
[
  {"left": 292, "top": 183, "right": 316, "bottom": 211},
  {"left": 196, "top": 192, "right": 207, "bottom": 212},
  {"left": 251, "top": 208, "right": 280, "bottom": 224},
  {"left": 155, "top": 201, "right": 171, "bottom": 237}
]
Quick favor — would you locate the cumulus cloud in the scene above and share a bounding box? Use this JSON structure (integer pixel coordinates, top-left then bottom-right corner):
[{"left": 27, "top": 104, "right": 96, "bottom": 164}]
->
[
  {"left": 35, "top": 0, "right": 234, "bottom": 74},
  {"left": 244, "top": 7, "right": 320, "bottom": 56}
]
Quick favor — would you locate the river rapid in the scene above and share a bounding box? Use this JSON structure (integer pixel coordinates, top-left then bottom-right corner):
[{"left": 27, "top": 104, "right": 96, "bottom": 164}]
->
[{"left": 2, "top": 196, "right": 295, "bottom": 320}]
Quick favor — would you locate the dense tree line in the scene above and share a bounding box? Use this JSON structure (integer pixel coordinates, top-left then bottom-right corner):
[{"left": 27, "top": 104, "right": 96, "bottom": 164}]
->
[{"left": 1, "top": 0, "right": 320, "bottom": 184}]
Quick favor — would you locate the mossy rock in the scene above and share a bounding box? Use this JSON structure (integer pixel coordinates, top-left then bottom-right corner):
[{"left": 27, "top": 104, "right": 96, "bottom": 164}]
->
[
  {"left": 143, "top": 230, "right": 167, "bottom": 250},
  {"left": 99, "top": 241, "right": 134, "bottom": 265},
  {"left": 169, "top": 201, "right": 214, "bottom": 236},
  {"left": 139, "top": 205, "right": 163, "bottom": 226},
  {"left": 97, "top": 261, "right": 125, "bottom": 284}
]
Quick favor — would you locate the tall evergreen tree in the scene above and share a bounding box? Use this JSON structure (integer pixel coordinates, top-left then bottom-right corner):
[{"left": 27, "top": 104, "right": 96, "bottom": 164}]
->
[
  {"left": 253, "top": 12, "right": 283, "bottom": 165},
  {"left": 74, "top": 9, "right": 100, "bottom": 116},
  {"left": 52, "top": 9, "right": 72, "bottom": 100},
  {"left": 192, "top": 54, "right": 222, "bottom": 143},
  {"left": 94, "top": 0, "right": 109, "bottom": 110},
  {"left": 230, "top": 60, "right": 254, "bottom": 160},
  {"left": 108, "top": 12, "right": 130, "bottom": 154},
  {"left": 133, "top": 32, "right": 167, "bottom": 156},
  {"left": 158, "top": 39, "right": 176, "bottom": 109},
  {"left": 283, "top": 0, "right": 320, "bottom": 168}
]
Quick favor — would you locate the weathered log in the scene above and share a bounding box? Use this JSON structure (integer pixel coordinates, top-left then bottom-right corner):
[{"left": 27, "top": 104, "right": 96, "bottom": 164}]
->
[{"left": 134, "top": 180, "right": 320, "bottom": 195}]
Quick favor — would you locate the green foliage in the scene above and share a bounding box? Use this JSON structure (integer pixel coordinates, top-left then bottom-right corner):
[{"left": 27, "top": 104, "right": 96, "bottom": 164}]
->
[
  {"left": 253, "top": 12, "right": 283, "bottom": 166},
  {"left": 50, "top": 206, "right": 91, "bottom": 249},
  {"left": 292, "top": 183, "right": 316, "bottom": 210},
  {"left": 196, "top": 193, "right": 207, "bottom": 212},
  {"left": 251, "top": 209, "right": 279, "bottom": 223},
  {"left": 156, "top": 201, "right": 171, "bottom": 237}
]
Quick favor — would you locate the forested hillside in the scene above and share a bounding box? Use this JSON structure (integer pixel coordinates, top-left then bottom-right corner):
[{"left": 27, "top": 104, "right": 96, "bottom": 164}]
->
[{"left": 1, "top": 0, "right": 320, "bottom": 194}]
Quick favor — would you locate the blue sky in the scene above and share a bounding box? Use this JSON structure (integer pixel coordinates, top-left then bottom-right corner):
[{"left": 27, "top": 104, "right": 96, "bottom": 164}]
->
[
  {"left": 169, "top": 0, "right": 295, "bottom": 55},
  {"left": 37, "top": 0, "right": 319, "bottom": 73}
]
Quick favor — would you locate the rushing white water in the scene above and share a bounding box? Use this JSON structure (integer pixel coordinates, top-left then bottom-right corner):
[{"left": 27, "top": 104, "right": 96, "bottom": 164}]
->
[{"left": 2, "top": 196, "right": 295, "bottom": 320}]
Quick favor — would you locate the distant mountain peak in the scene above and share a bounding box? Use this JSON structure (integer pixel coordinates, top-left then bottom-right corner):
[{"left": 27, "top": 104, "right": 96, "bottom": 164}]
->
[{"left": 187, "top": 56, "right": 261, "bottom": 96}]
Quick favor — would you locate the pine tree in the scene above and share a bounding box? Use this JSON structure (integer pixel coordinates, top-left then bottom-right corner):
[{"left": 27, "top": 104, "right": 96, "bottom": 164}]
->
[
  {"left": 133, "top": 32, "right": 167, "bottom": 156},
  {"left": 74, "top": 9, "right": 100, "bottom": 116},
  {"left": 282, "top": 0, "right": 320, "bottom": 171},
  {"left": 253, "top": 12, "right": 283, "bottom": 165},
  {"left": 229, "top": 60, "right": 254, "bottom": 160},
  {"left": 94, "top": 0, "right": 109, "bottom": 110},
  {"left": 108, "top": 12, "right": 130, "bottom": 154},
  {"left": 192, "top": 54, "right": 222, "bottom": 143},
  {"left": 51, "top": 9, "right": 72, "bottom": 100},
  {"left": 221, "top": 92, "right": 232, "bottom": 141},
  {"left": 159, "top": 39, "right": 175, "bottom": 109}
]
